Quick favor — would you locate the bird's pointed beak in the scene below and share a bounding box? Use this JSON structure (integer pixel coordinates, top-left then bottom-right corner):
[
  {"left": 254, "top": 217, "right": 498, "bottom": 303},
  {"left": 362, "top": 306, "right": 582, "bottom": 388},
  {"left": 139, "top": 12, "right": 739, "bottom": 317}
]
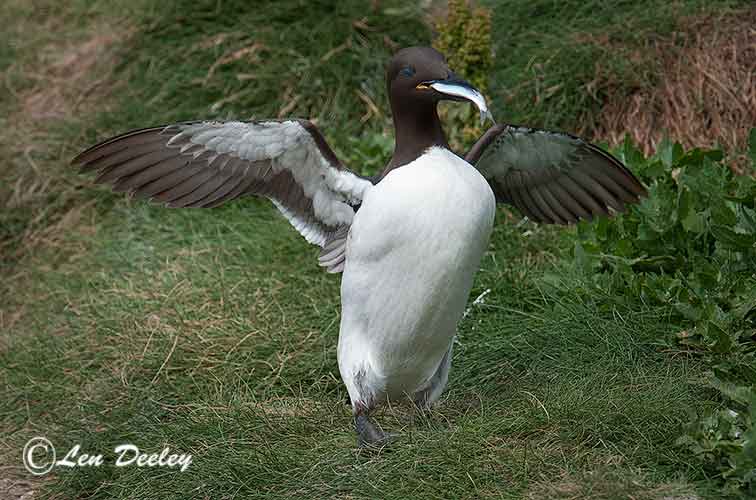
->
[{"left": 419, "top": 73, "right": 494, "bottom": 125}]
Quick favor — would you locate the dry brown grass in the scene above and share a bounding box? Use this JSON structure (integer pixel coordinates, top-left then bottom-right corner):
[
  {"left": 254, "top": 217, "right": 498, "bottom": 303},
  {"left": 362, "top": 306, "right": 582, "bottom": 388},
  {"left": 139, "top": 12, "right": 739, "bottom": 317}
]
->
[
  {"left": 18, "top": 31, "right": 122, "bottom": 121},
  {"left": 0, "top": 17, "right": 131, "bottom": 266},
  {"left": 582, "top": 7, "right": 755, "bottom": 169},
  {"left": 525, "top": 470, "right": 699, "bottom": 500}
]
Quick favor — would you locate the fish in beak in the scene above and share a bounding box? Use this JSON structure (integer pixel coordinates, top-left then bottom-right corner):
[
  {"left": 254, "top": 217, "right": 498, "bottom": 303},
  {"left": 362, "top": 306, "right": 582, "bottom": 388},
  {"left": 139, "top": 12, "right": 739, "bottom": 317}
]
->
[{"left": 418, "top": 74, "right": 494, "bottom": 125}]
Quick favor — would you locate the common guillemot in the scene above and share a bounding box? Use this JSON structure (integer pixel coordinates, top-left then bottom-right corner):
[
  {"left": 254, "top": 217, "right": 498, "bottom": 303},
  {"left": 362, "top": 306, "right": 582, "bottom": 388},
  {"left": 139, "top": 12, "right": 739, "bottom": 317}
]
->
[{"left": 72, "top": 46, "right": 646, "bottom": 447}]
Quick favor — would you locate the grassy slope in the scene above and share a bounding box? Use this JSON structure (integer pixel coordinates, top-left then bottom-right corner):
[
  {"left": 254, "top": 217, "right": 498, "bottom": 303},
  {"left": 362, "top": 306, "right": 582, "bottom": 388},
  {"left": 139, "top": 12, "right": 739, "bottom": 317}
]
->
[
  {"left": 0, "top": 0, "right": 747, "bottom": 498},
  {"left": 481, "top": 0, "right": 751, "bottom": 133}
]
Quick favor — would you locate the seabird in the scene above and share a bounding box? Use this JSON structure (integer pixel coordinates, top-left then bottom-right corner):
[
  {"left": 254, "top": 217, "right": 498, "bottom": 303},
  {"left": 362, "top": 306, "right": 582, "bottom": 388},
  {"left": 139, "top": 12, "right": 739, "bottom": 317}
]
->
[{"left": 72, "top": 46, "right": 646, "bottom": 447}]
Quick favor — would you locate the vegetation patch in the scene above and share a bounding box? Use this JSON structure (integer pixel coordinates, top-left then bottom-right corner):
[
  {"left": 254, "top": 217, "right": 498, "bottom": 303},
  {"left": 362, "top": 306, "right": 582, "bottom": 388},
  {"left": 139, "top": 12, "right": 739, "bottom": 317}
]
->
[
  {"left": 525, "top": 470, "right": 698, "bottom": 500},
  {"left": 0, "top": 1, "right": 131, "bottom": 268},
  {"left": 433, "top": 0, "right": 494, "bottom": 151},
  {"left": 481, "top": 0, "right": 752, "bottom": 153},
  {"left": 566, "top": 136, "right": 756, "bottom": 493},
  {"left": 587, "top": 7, "right": 756, "bottom": 166}
]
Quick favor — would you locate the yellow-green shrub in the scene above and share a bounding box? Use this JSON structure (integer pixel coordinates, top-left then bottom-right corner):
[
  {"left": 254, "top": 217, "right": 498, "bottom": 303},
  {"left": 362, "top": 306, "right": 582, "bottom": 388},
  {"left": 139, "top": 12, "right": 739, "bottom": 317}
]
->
[{"left": 433, "top": 0, "right": 493, "bottom": 152}]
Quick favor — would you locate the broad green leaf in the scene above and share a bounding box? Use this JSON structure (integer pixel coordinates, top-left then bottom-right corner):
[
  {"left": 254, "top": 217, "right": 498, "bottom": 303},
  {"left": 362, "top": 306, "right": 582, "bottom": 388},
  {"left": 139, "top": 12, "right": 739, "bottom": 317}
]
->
[
  {"left": 594, "top": 215, "right": 609, "bottom": 241},
  {"left": 659, "top": 136, "right": 674, "bottom": 167},
  {"left": 693, "top": 260, "right": 720, "bottom": 288},
  {"left": 682, "top": 210, "right": 705, "bottom": 234},
  {"left": 709, "top": 377, "right": 756, "bottom": 406},
  {"left": 672, "top": 142, "right": 684, "bottom": 166},
  {"left": 621, "top": 134, "right": 644, "bottom": 167},
  {"left": 637, "top": 222, "right": 658, "bottom": 241},
  {"left": 614, "top": 238, "right": 634, "bottom": 257},
  {"left": 677, "top": 148, "right": 724, "bottom": 167},
  {"left": 711, "top": 201, "right": 737, "bottom": 226},
  {"left": 732, "top": 289, "right": 756, "bottom": 321},
  {"left": 712, "top": 225, "right": 754, "bottom": 250},
  {"left": 674, "top": 302, "right": 700, "bottom": 321},
  {"left": 708, "top": 321, "right": 734, "bottom": 354},
  {"left": 644, "top": 160, "right": 666, "bottom": 180},
  {"left": 739, "top": 207, "right": 756, "bottom": 235},
  {"left": 678, "top": 188, "right": 693, "bottom": 223}
]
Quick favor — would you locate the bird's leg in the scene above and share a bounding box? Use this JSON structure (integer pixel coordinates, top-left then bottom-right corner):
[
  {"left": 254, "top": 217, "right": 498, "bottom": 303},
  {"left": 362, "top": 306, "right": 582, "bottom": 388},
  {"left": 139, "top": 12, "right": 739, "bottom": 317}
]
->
[
  {"left": 412, "top": 342, "right": 453, "bottom": 411},
  {"left": 412, "top": 387, "right": 434, "bottom": 411},
  {"left": 353, "top": 403, "right": 391, "bottom": 449}
]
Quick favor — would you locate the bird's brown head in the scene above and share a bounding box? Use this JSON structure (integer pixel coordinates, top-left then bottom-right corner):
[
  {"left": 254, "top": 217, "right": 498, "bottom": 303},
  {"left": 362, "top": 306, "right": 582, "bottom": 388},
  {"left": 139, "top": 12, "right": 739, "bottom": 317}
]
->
[{"left": 385, "top": 46, "right": 491, "bottom": 122}]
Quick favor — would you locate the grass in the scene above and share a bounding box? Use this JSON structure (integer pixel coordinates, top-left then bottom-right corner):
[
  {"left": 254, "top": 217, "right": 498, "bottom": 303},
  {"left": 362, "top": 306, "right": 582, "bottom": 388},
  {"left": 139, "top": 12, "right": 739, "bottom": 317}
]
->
[
  {"left": 1, "top": 0, "right": 751, "bottom": 498},
  {"left": 481, "top": 0, "right": 752, "bottom": 133},
  {"left": 3, "top": 205, "right": 717, "bottom": 498}
]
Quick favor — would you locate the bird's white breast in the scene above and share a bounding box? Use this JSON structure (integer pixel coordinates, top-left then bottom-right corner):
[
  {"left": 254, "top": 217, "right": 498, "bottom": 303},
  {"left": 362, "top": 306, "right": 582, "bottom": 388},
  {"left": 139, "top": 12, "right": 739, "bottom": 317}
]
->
[{"left": 338, "top": 147, "right": 495, "bottom": 402}]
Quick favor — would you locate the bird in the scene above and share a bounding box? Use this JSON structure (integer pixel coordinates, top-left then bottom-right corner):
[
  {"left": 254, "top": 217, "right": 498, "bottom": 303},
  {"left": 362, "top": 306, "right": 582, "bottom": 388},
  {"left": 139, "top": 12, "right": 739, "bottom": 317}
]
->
[{"left": 72, "top": 46, "right": 646, "bottom": 448}]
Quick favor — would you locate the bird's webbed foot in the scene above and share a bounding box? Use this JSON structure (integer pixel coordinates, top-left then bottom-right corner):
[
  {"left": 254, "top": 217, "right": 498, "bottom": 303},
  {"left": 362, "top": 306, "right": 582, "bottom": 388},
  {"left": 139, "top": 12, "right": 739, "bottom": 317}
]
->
[{"left": 355, "top": 413, "right": 394, "bottom": 449}]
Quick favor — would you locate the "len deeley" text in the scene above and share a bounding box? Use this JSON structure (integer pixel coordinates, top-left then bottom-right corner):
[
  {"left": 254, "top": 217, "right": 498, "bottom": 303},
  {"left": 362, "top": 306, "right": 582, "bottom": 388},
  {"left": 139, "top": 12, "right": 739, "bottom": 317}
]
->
[{"left": 57, "top": 444, "right": 192, "bottom": 472}]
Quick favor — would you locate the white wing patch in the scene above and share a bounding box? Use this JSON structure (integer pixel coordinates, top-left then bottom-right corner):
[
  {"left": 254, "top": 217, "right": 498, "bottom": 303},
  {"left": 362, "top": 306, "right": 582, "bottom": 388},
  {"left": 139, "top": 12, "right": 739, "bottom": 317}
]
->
[
  {"left": 168, "top": 120, "right": 373, "bottom": 250},
  {"left": 270, "top": 199, "right": 329, "bottom": 246}
]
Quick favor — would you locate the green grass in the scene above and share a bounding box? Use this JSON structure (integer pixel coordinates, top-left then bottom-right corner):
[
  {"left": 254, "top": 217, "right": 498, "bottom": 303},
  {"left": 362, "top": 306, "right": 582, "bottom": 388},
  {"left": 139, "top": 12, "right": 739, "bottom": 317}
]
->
[
  {"left": 1, "top": 0, "right": 752, "bottom": 498},
  {"left": 3, "top": 204, "right": 718, "bottom": 498}
]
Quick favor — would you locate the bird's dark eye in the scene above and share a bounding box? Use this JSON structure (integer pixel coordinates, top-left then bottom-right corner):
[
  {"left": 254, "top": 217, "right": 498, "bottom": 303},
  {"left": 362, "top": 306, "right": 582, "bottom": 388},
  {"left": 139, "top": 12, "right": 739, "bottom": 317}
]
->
[{"left": 399, "top": 66, "right": 415, "bottom": 78}]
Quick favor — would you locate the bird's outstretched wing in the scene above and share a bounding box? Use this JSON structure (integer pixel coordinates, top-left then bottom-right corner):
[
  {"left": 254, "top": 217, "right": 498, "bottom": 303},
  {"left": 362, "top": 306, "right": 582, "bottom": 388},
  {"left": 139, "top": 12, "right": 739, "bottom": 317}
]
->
[
  {"left": 72, "top": 119, "right": 374, "bottom": 272},
  {"left": 466, "top": 124, "right": 646, "bottom": 224}
]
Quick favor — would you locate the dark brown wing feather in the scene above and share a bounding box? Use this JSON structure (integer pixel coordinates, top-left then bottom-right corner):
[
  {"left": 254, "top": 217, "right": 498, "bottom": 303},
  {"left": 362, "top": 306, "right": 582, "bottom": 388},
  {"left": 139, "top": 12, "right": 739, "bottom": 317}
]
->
[
  {"left": 72, "top": 120, "right": 374, "bottom": 272},
  {"left": 466, "top": 124, "right": 646, "bottom": 224}
]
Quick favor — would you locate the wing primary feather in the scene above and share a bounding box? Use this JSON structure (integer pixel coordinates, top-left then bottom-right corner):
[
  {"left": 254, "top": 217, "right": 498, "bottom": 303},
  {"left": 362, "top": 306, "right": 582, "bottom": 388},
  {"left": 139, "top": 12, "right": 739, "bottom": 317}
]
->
[
  {"left": 97, "top": 150, "right": 179, "bottom": 186},
  {"left": 110, "top": 156, "right": 188, "bottom": 193},
  {"left": 84, "top": 142, "right": 170, "bottom": 176},
  {"left": 518, "top": 171, "right": 555, "bottom": 223},
  {"left": 185, "top": 173, "right": 246, "bottom": 208},
  {"left": 524, "top": 179, "right": 561, "bottom": 224},
  {"left": 515, "top": 186, "right": 548, "bottom": 223},
  {"left": 568, "top": 169, "right": 622, "bottom": 212},
  {"left": 166, "top": 172, "right": 231, "bottom": 208},
  {"left": 584, "top": 167, "right": 636, "bottom": 204},
  {"left": 559, "top": 175, "right": 605, "bottom": 218},
  {"left": 134, "top": 165, "right": 204, "bottom": 199},
  {"left": 540, "top": 184, "right": 579, "bottom": 223},
  {"left": 507, "top": 184, "right": 539, "bottom": 221},
  {"left": 547, "top": 181, "right": 592, "bottom": 220},
  {"left": 152, "top": 168, "right": 216, "bottom": 204},
  {"left": 203, "top": 171, "right": 258, "bottom": 208},
  {"left": 74, "top": 129, "right": 168, "bottom": 169},
  {"left": 585, "top": 145, "right": 646, "bottom": 196}
]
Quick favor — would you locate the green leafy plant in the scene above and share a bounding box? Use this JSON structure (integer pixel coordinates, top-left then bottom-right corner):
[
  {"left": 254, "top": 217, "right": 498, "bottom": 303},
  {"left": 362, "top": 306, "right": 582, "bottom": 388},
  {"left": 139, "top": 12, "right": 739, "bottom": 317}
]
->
[
  {"left": 569, "top": 132, "right": 756, "bottom": 492},
  {"left": 433, "top": 0, "right": 493, "bottom": 152},
  {"left": 340, "top": 130, "right": 394, "bottom": 177},
  {"left": 678, "top": 382, "right": 756, "bottom": 492}
]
